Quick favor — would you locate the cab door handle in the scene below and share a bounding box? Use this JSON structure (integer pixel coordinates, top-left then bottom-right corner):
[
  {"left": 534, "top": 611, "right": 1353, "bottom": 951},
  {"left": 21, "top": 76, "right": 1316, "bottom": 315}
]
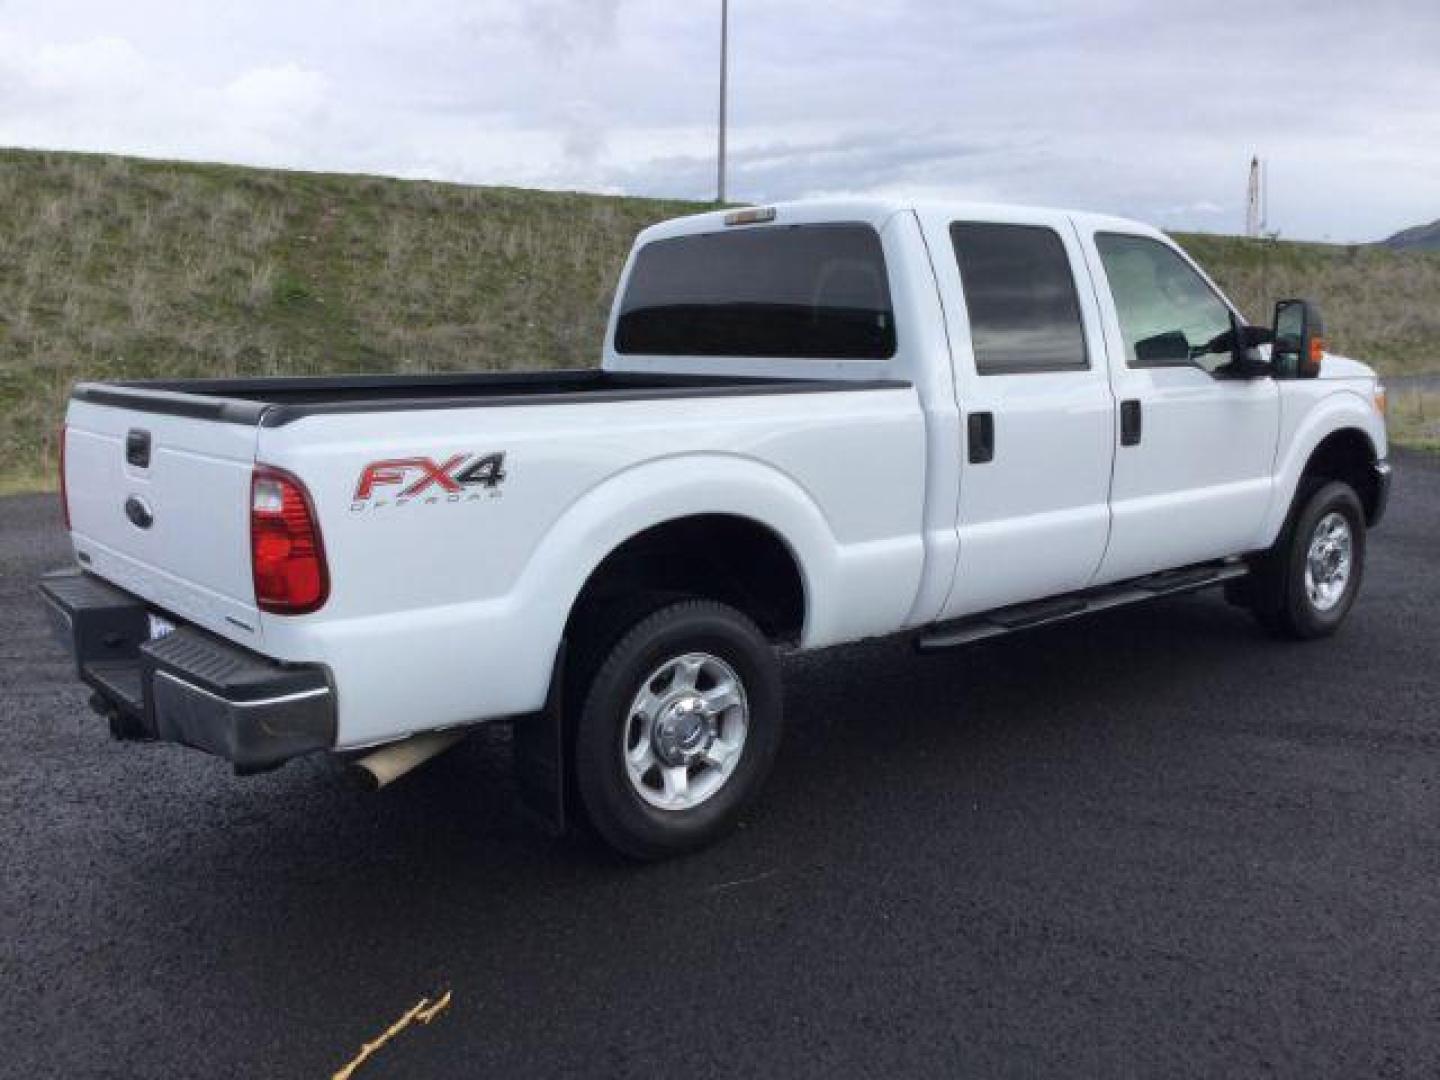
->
[
  {"left": 968, "top": 412, "right": 995, "bottom": 463},
  {"left": 1120, "top": 400, "right": 1142, "bottom": 446}
]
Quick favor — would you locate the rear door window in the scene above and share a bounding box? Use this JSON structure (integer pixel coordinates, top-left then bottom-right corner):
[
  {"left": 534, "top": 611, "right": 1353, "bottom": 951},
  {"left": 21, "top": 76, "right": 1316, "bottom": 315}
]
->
[
  {"left": 616, "top": 224, "right": 896, "bottom": 359},
  {"left": 950, "top": 222, "right": 1089, "bottom": 375}
]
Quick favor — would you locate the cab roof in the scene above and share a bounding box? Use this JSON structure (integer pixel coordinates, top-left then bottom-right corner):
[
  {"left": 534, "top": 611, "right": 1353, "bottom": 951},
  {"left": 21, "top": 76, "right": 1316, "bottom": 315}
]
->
[{"left": 638, "top": 197, "right": 1163, "bottom": 245}]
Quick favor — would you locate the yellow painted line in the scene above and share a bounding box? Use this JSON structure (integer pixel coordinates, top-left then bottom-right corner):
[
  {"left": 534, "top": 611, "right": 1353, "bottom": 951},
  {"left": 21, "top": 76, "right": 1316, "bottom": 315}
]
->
[{"left": 332, "top": 990, "right": 452, "bottom": 1080}]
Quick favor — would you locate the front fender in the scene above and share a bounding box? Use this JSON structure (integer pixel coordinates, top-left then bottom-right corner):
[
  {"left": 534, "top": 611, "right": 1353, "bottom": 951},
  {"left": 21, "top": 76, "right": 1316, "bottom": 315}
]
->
[{"left": 1259, "top": 389, "right": 1386, "bottom": 545}]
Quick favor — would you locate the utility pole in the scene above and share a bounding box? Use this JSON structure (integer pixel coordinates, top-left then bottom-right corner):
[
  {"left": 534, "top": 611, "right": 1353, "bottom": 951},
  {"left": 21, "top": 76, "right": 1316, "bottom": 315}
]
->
[{"left": 717, "top": 0, "right": 728, "bottom": 204}]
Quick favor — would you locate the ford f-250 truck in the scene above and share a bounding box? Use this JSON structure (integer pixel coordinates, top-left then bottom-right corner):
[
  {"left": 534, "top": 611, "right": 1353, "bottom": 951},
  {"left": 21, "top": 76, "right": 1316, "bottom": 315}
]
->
[{"left": 42, "top": 199, "right": 1391, "bottom": 859}]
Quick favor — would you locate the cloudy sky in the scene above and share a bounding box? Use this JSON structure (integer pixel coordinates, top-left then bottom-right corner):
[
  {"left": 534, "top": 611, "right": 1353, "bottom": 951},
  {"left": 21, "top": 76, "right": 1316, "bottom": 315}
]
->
[{"left": 1, "top": 0, "right": 1436, "bottom": 241}]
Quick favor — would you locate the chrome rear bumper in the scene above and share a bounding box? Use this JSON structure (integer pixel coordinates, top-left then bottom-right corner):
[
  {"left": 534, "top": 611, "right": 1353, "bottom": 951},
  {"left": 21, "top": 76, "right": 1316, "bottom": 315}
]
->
[{"left": 39, "top": 570, "right": 335, "bottom": 773}]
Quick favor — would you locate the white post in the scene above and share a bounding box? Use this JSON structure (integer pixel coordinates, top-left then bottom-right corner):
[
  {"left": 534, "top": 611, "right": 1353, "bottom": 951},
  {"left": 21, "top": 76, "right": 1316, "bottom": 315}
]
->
[{"left": 1246, "top": 156, "right": 1261, "bottom": 238}]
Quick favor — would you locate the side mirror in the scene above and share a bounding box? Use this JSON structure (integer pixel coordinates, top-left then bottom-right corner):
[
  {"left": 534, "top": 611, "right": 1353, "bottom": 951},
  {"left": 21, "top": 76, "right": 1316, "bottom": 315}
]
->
[
  {"left": 1272, "top": 299, "right": 1325, "bottom": 379},
  {"left": 1234, "top": 323, "right": 1275, "bottom": 350},
  {"left": 1223, "top": 321, "right": 1276, "bottom": 378}
]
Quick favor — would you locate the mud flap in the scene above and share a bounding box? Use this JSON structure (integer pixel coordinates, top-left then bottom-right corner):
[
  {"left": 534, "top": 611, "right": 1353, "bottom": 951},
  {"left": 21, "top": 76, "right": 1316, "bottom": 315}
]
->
[{"left": 513, "top": 640, "right": 568, "bottom": 836}]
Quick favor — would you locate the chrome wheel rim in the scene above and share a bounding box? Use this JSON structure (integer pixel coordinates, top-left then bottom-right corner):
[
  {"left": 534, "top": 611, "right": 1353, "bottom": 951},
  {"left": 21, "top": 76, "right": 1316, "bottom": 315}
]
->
[
  {"left": 622, "top": 652, "right": 749, "bottom": 811},
  {"left": 1304, "top": 511, "right": 1353, "bottom": 613}
]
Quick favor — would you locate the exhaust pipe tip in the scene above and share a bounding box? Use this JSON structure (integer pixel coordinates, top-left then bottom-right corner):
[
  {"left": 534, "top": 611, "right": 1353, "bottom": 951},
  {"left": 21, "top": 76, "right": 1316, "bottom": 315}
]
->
[
  {"left": 347, "top": 760, "right": 383, "bottom": 794},
  {"left": 349, "top": 729, "right": 467, "bottom": 791}
]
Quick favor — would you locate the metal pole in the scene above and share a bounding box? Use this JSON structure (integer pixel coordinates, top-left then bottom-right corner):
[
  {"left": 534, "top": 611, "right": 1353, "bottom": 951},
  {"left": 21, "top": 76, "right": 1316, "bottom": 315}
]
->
[{"left": 718, "top": 0, "right": 728, "bottom": 204}]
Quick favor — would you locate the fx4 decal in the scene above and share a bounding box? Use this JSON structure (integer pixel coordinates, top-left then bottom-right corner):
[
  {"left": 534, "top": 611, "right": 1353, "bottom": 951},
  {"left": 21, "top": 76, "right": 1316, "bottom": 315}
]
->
[{"left": 351, "top": 452, "right": 506, "bottom": 511}]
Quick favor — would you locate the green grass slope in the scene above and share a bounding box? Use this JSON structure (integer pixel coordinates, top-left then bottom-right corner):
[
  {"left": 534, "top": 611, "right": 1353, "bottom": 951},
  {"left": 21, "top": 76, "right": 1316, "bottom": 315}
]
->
[
  {"left": 2, "top": 148, "right": 1438, "bottom": 491},
  {"left": 0, "top": 149, "right": 700, "bottom": 492}
]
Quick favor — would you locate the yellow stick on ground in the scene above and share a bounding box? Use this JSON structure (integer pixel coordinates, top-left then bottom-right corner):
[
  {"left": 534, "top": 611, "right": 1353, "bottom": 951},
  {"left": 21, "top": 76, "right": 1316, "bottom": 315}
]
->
[
  {"left": 332, "top": 991, "right": 452, "bottom": 1080},
  {"left": 416, "top": 990, "right": 452, "bottom": 1024}
]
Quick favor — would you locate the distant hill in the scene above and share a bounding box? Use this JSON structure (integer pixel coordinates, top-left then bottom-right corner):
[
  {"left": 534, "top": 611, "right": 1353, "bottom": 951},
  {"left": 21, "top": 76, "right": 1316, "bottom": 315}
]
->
[
  {"left": 1382, "top": 219, "right": 1440, "bottom": 251},
  {"left": 2, "top": 147, "right": 1439, "bottom": 491}
]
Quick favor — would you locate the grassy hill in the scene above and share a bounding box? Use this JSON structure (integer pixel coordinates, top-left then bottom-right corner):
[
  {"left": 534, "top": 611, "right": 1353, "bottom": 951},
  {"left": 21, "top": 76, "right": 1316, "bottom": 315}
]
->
[
  {"left": 0, "top": 149, "right": 700, "bottom": 492},
  {"left": 2, "top": 148, "right": 1438, "bottom": 491},
  {"left": 1175, "top": 232, "right": 1440, "bottom": 375}
]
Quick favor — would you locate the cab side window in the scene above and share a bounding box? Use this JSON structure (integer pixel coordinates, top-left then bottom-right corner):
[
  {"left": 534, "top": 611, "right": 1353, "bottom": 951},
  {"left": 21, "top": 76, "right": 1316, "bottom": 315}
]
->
[
  {"left": 950, "top": 222, "right": 1088, "bottom": 375},
  {"left": 1095, "top": 233, "right": 1234, "bottom": 374}
]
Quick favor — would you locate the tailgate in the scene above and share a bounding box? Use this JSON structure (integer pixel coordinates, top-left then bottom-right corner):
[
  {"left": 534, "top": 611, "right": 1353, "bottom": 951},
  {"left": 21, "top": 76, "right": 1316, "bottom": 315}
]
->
[{"left": 63, "top": 390, "right": 263, "bottom": 643}]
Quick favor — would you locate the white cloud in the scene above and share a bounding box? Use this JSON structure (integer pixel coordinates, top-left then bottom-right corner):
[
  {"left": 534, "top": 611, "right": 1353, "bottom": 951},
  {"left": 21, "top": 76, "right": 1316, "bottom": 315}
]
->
[
  {"left": 218, "top": 64, "right": 331, "bottom": 161},
  {"left": 0, "top": 0, "right": 1436, "bottom": 241},
  {"left": 223, "top": 64, "right": 326, "bottom": 116},
  {"left": 520, "top": 0, "right": 623, "bottom": 54},
  {"left": 27, "top": 35, "right": 149, "bottom": 97}
]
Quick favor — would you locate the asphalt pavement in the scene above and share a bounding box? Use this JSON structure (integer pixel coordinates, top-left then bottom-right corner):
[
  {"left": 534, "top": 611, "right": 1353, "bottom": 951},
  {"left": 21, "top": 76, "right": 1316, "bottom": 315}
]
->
[
  {"left": 3, "top": 453, "right": 1439, "bottom": 1078},
  {"left": 1391, "top": 373, "right": 1440, "bottom": 394}
]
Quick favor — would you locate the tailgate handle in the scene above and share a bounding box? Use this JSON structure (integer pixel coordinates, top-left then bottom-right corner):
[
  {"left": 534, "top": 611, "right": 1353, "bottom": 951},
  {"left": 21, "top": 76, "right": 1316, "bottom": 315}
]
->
[{"left": 125, "top": 429, "right": 151, "bottom": 468}]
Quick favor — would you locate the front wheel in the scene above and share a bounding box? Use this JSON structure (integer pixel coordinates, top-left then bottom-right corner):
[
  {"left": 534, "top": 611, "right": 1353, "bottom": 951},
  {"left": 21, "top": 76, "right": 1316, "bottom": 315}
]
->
[
  {"left": 571, "top": 599, "right": 783, "bottom": 861},
  {"left": 1251, "top": 480, "right": 1367, "bottom": 639}
]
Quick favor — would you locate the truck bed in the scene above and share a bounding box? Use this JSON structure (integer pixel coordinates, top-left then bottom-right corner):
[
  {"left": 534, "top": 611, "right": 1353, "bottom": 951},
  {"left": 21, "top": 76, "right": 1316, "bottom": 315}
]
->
[{"left": 72, "top": 369, "right": 909, "bottom": 427}]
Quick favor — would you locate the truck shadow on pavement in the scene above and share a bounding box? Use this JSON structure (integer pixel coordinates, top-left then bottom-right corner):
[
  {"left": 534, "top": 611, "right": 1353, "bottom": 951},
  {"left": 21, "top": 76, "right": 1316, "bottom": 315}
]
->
[{"left": 106, "top": 591, "right": 1271, "bottom": 913}]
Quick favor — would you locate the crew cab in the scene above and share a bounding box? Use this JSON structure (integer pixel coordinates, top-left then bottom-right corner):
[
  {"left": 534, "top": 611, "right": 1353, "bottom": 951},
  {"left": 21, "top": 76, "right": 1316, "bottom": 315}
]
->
[{"left": 42, "top": 199, "right": 1391, "bottom": 859}]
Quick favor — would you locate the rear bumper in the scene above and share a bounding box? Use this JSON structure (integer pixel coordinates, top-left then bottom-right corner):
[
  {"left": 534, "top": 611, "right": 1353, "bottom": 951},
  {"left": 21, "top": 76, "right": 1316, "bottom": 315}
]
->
[{"left": 39, "top": 570, "right": 335, "bottom": 773}]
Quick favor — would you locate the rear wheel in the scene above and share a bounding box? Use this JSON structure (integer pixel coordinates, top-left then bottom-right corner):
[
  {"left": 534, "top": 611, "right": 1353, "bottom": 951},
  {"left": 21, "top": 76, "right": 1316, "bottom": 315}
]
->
[
  {"left": 570, "top": 599, "right": 783, "bottom": 860},
  {"left": 1250, "top": 480, "right": 1366, "bottom": 639}
]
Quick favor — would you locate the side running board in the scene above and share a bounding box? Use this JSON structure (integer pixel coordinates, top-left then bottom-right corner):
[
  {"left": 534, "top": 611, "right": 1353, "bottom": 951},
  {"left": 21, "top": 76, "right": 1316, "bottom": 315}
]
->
[{"left": 915, "top": 561, "right": 1248, "bottom": 653}]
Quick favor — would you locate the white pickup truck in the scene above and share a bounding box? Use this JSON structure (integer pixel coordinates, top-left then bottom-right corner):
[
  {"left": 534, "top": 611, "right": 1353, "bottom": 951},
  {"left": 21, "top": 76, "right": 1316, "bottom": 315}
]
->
[{"left": 43, "top": 199, "right": 1391, "bottom": 859}]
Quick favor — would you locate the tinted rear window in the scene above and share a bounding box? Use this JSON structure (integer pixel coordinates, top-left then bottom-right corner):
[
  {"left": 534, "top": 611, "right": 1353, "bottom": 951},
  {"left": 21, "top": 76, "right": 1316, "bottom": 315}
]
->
[
  {"left": 616, "top": 224, "right": 896, "bottom": 359},
  {"left": 950, "top": 222, "right": 1088, "bottom": 375}
]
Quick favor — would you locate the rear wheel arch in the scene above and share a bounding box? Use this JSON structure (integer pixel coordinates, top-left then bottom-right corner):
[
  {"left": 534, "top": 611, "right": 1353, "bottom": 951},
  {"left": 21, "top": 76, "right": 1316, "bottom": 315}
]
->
[{"left": 564, "top": 513, "right": 808, "bottom": 650}]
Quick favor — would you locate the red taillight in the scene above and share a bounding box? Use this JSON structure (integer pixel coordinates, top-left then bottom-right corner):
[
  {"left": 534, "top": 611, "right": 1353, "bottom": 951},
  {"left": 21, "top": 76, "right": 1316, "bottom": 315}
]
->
[
  {"left": 59, "top": 424, "right": 71, "bottom": 530},
  {"left": 251, "top": 466, "right": 328, "bottom": 614}
]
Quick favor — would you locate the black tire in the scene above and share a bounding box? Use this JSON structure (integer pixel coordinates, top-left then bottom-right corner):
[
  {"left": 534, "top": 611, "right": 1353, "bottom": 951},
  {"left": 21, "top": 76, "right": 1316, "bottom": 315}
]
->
[
  {"left": 1250, "top": 480, "right": 1366, "bottom": 640},
  {"left": 570, "top": 599, "right": 782, "bottom": 861}
]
